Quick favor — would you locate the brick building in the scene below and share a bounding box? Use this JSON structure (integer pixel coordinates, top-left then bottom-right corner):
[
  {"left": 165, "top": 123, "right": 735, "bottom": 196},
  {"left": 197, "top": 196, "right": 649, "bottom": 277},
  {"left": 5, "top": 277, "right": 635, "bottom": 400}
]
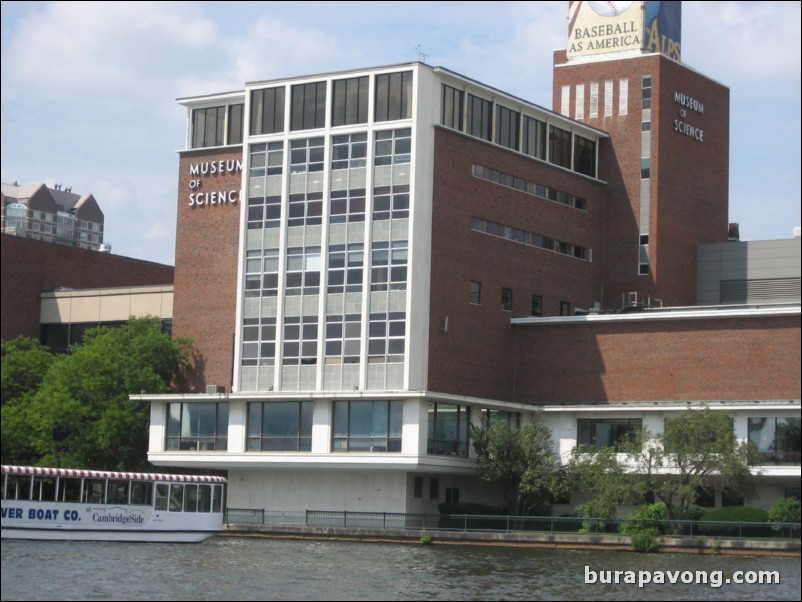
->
[
  {"left": 2, "top": 182, "right": 104, "bottom": 251},
  {"left": 137, "top": 1, "right": 800, "bottom": 513},
  {"left": 1, "top": 234, "right": 174, "bottom": 343}
]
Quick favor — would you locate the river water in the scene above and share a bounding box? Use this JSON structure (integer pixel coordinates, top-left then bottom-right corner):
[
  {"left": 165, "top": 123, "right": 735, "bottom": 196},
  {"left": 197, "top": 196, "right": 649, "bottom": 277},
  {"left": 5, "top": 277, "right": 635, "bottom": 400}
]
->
[{"left": 1, "top": 536, "right": 799, "bottom": 601}]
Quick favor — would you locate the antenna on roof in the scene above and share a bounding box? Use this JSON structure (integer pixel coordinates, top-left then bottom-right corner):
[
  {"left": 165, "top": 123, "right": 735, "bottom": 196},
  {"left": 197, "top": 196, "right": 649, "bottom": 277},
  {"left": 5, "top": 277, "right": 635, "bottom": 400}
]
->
[{"left": 415, "top": 44, "right": 428, "bottom": 63}]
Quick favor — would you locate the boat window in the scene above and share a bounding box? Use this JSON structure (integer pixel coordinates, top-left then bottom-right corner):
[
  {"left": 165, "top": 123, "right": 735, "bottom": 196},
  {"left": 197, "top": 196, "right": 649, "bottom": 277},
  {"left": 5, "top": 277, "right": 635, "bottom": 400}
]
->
[
  {"left": 58, "top": 478, "right": 82, "bottom": 502},
  {"left": 4, "top": 475, "right": 32, "bottom": 500},
  {"left": 32, "top": 476, "right": 57, "bottom": 501},
  {"left": 107, "top": 480, "right": 130, "bottom": 505},
  {"left": 213, "top": 485, "right": 223, "bottom": 513},
  {"left": 130, "top": 481, "right": 153, "bottom": 506},
  {"left": 169, "top": 484, "right": 184, "bottom": 512},
  {"left": 155, "top": 483, "right": 169, "bottom": 511},
  {"left": 83, "top": 479, "right": 105, "bottom": 504},
  {"left": 198, "top": 485, "right": 212, "bottom": 512},
  {"left": 184, "top": 485, "right": 199, "bottom": 512}
]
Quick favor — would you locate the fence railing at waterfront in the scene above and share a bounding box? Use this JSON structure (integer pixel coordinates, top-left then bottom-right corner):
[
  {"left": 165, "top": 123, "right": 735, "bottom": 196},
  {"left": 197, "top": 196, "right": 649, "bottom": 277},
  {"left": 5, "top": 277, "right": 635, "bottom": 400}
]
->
[{"left": 224, "top": 508, "right": 801, "bottom": 540}]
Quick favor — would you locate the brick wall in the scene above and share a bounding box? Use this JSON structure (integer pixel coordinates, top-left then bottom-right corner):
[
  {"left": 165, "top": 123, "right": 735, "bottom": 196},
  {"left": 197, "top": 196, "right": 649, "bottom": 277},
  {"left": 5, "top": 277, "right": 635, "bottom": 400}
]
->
[
  {"left": 1, "top": 233, "right": 174, "bottom": 341},
  {"left": 426, "top": 128, "right": 606, "bottom": 400},
  {"left": 513, "top": 314, "right": 801, "bottom": 403},
  {"left": 553, "top": 52, "right": 729, "bottom": 307},
  {"left": 173, "top": 147, "right": 243, "bottom": 392}
]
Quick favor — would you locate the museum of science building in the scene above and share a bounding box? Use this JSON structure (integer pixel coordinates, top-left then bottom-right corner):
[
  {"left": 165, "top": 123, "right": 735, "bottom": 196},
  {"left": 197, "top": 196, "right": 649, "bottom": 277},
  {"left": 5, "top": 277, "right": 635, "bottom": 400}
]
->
[{"left": 135, "top": 1, "right": 801, "bottom": 515}]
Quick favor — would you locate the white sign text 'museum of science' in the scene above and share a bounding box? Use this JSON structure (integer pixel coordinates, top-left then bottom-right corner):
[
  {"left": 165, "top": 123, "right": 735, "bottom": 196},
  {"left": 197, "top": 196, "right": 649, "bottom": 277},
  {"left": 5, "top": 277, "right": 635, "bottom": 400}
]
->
[{"left": 187, "top": 160, "right": 243, "bottom": 207}]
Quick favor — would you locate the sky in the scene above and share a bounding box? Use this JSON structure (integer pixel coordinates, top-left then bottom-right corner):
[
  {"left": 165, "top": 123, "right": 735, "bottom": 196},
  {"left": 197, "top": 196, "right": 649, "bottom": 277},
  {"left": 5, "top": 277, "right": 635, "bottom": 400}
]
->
[{"left": 2, "top": 1, "right": 800, "bottom": 266}]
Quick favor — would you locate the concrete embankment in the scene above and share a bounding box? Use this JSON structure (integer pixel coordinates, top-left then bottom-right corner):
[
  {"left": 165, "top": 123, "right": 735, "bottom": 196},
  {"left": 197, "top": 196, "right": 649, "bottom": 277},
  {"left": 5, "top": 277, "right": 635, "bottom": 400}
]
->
[{"left": 223, "top": 524, "right": 800, "bottom": 557}]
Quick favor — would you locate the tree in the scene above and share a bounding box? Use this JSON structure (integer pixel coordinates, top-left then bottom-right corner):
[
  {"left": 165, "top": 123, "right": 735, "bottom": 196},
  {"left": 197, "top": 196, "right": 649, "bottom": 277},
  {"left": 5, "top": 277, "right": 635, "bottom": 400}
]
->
[
  {"left": 1, "top": 336, "right": 56, "bottom": 404},
  {"left": 1, "top": 337, "right": 57, "bottom": 464},
  {"left": 1, "top": 317, "right": 192, "bottom": 470},
  {"left": 569, "top": 408, "right": 756, "bottom": 525},
  {"left": 470, "top": 421, "right": 568, "bottom": 516}
]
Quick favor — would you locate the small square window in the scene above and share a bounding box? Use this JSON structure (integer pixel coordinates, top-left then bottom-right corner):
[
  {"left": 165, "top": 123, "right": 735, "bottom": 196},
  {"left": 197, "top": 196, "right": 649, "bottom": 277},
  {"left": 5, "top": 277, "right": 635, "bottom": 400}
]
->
[
  {"left": 501, "top": 288, "right": 513, "bottom": 312},
  {"left": 469, "top": 281, "right": 481, "bottom": 305},
  {"left": 560, "top": 301, "right": 571, "bottom": 316},
  {"left": 531, "top": 295, "right": 543, "bottom": 317}
]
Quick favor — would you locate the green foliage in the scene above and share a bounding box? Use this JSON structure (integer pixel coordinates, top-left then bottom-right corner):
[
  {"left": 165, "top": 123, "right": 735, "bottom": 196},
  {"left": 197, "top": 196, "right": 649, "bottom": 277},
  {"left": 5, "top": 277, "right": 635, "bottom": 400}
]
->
[
  {"left": 1, "top": 337, "right": 56, "bottom": 404},
  {"left": 620, "top": 502, "right": 708, "bottom": 534},
  {"left": 569, "top": 408, "right": 756, "bottom": 527},
  {"left": 1, "top": 318, "right": 192, "bottom": 471},
  {"left": 700, "top": 506, "right": 769, "bottom": 523},
  {"left": 470, "top": 421, "right": 567, "bottom": 516},
  {"left": 631, "top": 528, "right": 660, "bottom": 553},
  {"left": 698, "top": 506, "right": 769, "bottom": 536},
  {"left": 569, "top": 444, "right": 646, "bottom": 523},
  {"left": 1, "top": 337, "right": 57, "bottom": 464},
  {"left": 767, "top": 497, "right": 801, "bottom": 524}
]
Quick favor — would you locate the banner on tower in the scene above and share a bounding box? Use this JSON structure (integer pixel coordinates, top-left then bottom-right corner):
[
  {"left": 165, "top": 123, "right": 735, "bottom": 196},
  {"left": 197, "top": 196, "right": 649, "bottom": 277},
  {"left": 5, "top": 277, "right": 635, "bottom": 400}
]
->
[{"left": 567, "top": 1, "right": 681, "bottom": 61}]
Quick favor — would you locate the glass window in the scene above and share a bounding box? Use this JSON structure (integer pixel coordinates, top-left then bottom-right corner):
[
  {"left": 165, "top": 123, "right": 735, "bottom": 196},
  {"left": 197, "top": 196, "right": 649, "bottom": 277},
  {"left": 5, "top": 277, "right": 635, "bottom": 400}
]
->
[
  {"left": 749, "top": 417, "right": 801, "bottom": 465},
  {"left": 368, "top": 311, "right": 406, "bottom": 363},
  {"left": 282, "top": 316, "right": 318, "bottom": 365},
  {"left": 291, "top": 81, "right": 327, "bottom": 131},
  {"left": 495, "top": 105, "right": 520, "bottom": 150},
  {"left": 327, "top": 243, "right": 364, "bottom": 294},
  {"left": 467, "top": 94, "right": 492, "bottom": 141},
  {"left": 469, "top": 280, "right": 481, "bottom": 305},
  {"left": 372, "top": 185, "right": 409, "bottom": 221},
  {"left": 531, "top": 294, "right": 543, "bottom": 317},
  {"left": 165, "top": 402, "right": 229, "bottom": 451},
  {"left": 332, "top": 400, "right": 403, "bottom": 452},
  {"left": 483, "top": 409, "right": 521, "bottom": 429},
  {"left": 375, "top": 71, "right": 413, "bottom": 122},
  {"left": 325, "top": 313, "right": 362, "bottom": 364},
  {"left": 523, "top": 116, "right": 546, "bottom": 160},
  {"left": 192, "top": 106, "right": 225, "bottom": 148},
  {"left": 332, "top": 76, "right": 369, "bottom": 127},
  {"left": 228, "top": 103, "right": 244, "bottom": 145},
  {"left": 370, "top": 240, "right": 408, "bottom": 292},
  {"left": 250, "top": 87, "right": 286, "bottom": 135},
  {"left": 577, "top": 418, "right": 642, "bottom": 450},
  {"left": 427, "top": 402, "right": 470, "bottom": 457},
  {"left": 548, "top": 125, "right": 572, "bottom": 169},
  {"left": 441, "top": 84, "right": 464, "bottom": 130},
  {"left": 573, "top": 135, "right": 596, "bottom": 177},
  {"left": 247, "top": 401, "right": 314, "bottom": 451},
  {"left": 501, "top": 287, "right": 513, "bottom": 312}
]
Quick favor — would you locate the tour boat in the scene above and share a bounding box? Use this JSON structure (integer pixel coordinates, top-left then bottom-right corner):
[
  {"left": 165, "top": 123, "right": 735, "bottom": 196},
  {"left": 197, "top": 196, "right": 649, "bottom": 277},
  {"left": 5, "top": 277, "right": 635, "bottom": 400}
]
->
[{"left": 1, "top": 465, "right": 226, "bottom": 542}]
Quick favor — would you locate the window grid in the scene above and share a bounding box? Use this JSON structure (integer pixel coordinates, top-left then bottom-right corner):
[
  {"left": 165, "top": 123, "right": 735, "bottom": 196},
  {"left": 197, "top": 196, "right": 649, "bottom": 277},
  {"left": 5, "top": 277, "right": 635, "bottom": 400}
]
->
[
  {"left": 331, "top": 76, "right": 369, "bottom": 127},
  {"left": 375, "top": 71, "right": 413, "bottom": 122},
  {"left": 250, "top": 87, "right": 286, "bottom": 135},
  {"left": 247, "top": 401, "right": 313, "bottom": 452},
  {"left": 166, "top": 402, "right": 229, "bottom": 451},
  {"left": 441, "top": 84, "right": 464, "bottom": 131},
  {"left": 472, "top": 164, "right": 587, "bottom": 210},
  {"left": 470, "top": 216, "right": 589, "bottom": 261},
  {"left": 332, "top": 400, "right": 403, "bottom": 452}
]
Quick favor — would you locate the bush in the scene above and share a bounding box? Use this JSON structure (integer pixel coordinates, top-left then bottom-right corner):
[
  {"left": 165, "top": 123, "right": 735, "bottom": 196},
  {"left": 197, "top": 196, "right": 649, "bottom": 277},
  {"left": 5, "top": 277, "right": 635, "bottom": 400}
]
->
[
  {"left": 701, "top": 506, "right": 768, "bottom": 523},
  {"left": 698, "top": 506, "right": 768, "bottom": 536},
  {"left": 437, "top": 502, "right": 507, "bottom": 530},
  {"left": 621, "top": 503, "right": 667, "bottom": 534},
  {"left": 620, "top": 502, "right": 708, "bottom": 534},
  {"left": 631, "top": 528, "right": 660, "bottom": 553},
  {"left": 768, "top": 497, "right": 801, "bottom": 524}
]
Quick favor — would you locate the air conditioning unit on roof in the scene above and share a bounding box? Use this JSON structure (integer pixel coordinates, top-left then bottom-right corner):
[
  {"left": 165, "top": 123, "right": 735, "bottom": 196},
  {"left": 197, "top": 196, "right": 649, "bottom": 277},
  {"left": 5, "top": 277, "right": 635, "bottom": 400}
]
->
[{"left": 206, "top": 384, "right": 225, "bottom": 395}]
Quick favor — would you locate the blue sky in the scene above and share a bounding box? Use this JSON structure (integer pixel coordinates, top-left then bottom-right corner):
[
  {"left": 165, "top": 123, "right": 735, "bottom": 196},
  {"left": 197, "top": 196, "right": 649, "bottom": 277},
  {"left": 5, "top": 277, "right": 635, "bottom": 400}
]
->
[{"left": 2, "top": 1, "right": 800, "bottom": 266}]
